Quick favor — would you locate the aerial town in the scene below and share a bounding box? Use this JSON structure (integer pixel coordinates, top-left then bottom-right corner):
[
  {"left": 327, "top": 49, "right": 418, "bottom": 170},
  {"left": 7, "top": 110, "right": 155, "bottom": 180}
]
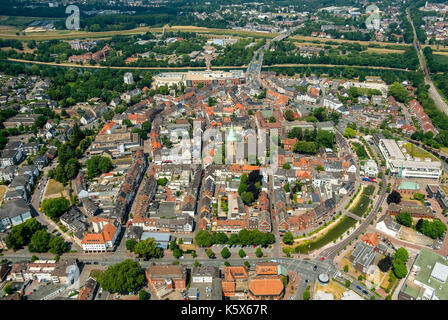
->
[{"left": 1, "top": 0, "right": 448, "bottom": 304}]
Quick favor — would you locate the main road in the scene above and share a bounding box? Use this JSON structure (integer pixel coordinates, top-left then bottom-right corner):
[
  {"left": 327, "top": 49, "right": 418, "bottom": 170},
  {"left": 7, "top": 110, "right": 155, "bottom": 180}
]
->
[
  {"left": 406, "top": 7, "right": 448, "bottom": 116},
  {"left": 319, "top": 139, "right": 387, "bottom": 260}
]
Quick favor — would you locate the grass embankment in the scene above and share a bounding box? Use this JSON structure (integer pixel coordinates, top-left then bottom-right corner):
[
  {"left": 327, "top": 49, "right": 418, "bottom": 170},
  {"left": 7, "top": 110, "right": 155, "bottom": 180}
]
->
[
  {"left": 350, "top": 185, "right": 375, "bottom": 217},
  {"left": 293, "top": 216, "right": 357, "bottom": 254}
]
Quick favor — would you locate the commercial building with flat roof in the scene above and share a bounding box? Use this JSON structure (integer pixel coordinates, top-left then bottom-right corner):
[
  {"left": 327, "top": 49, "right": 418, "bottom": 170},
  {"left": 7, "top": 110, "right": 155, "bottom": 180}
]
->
[
  {"left": 399, "top": 248, "right": 448, "bottom": 300},
  {"left": 378, "top": 139, "right": 441, "bottom": 179},
  {"left": 140, "top": 232, "right": 171, "bottom": 249}
]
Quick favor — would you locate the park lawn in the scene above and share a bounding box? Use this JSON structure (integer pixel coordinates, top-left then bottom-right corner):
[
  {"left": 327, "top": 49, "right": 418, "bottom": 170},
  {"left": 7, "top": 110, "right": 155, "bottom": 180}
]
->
[
  {"left": 401, "top": 143, "right": 438, "bottom": 161},
  {"left": 44, "top": 179, "right": 64, "bottom": 197},
  {"left": 350, "top": 195, "right": 370, "bottom": 216},
  {"left": 294, "top": 216, "right": 357, "bottom": 254},
  {"left": 315, "top": 280, "right": 347, "bottom": 300},
  {"left": 363, "top": 185, "right": 375, "bottom": 196}
]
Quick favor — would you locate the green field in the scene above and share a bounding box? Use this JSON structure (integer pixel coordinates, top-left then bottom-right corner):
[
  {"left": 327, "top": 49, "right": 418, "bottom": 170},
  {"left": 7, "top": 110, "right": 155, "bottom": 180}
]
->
[
  {"left": 294, "top": 216, "right": 357, "bottom": 254},
  {"left": 433, "top": 54, "right": 448, "bottom": 66},
  {"left": 350, "top": 195, "right": 370, "bottom": 216},
  {"left": 363, "top": 184, "right": 375, "bottom": 196}
]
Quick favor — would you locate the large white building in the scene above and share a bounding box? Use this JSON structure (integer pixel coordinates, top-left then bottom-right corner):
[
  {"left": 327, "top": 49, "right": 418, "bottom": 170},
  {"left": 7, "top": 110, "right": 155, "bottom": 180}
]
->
[
  {"left": 362, "top": 159, "right": 378, "bottom": 177},
  {"left": 378, "top": 139, "right": 441, "bottom": 179}
]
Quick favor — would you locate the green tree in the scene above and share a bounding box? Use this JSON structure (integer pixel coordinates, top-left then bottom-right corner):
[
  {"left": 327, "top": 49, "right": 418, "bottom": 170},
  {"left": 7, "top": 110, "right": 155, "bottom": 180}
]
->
[
  {"left": 285, "top": 109, "right": 295, "bottom": 121},
  {"left": 221, "top": 247, "right": 231, "bottom": 259},
  {"left": 41, "top": 197, "right": 70, "bottom": 221},
  {"left": 238, "top": 249, "right": 246, "bottom": 258},
  {"left": 157, "top": 177, "right": 168, "bottom": 186},
  {"left": 241, "top": 191, "right": 254, "bottom": 204},
  {"left": 173, "top": 248, "right": 183, "bottom": 259},
  {"left": 393, "top": 248, "right": 409, "bottom": 263},
  {"left": 86, "top": 156, "right": 113, "bottom": 178},
  {"left": 396, "top": 212, "right": 412, "bottom": 227},
  {"left": 283, "top": 232, "right": 294, "bottom": 245},
  {"left": 195, "top": 230, "right": 213, "bottom": 247},
  {"left": 393, "top": 261, "right": 408, "bottom": 279},
  {"left": 303, "top": 286, "right": 311, "bottom": 300},
  {"left": 98, "top": 260, "right": 144, "bottom": 294},
  {"left": 138, "top": 289, "right": 149, "bottom": 300},
  {"left": 388, "top": 82, "right": 409, "bottom": 103},
  {"left": 206, "top": 248, "right": 215, "bottom": 259},
  {"left": 126, "top": 239, "right": 137, "bottom": 252},
  {"left": 6, "top": 218, "right": 43, "bottom": 250},
  {"left": 344, "top": 265, "right": 349, "bottom": 272},
  {"left": 344, "top": 127, "right": 357, "bottom": 138},
  {"left": 256, "top": 247, "right": 263, "bottom": 258},
  {"left": 49, "top": 236, "right": 67, "bottom": 255},
  {"left": 4, "top": 284, "right": 13, "bottom": 295},
  {"left": 194, "top": 260, "right": 200, "bottom": 267},
  {"left": 282, "top": 163, "right": 291, "bottom": 170},
  {"left": 133, "top": 238, "right": 163, "bottom": 260},
  {"left": 29, "top": 229, "right": 51, "bottom": 253}
]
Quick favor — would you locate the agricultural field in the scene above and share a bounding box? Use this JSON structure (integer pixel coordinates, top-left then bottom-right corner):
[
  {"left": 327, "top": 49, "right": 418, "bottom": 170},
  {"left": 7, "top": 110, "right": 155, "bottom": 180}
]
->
[
  {"left": 0, "top": 25, "right": 278, "bottom": 41},
  {"left": 432, "top": 54, "right": 448, "bottom": 66},
  {"left": 294, "top": 216, "right": 357, "bottom": 254}
]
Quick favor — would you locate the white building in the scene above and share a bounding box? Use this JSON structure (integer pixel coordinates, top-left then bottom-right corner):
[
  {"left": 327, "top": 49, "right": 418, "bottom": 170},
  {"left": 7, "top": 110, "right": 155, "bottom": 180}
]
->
[
  {"left": 378, "top": 139, "right": 441, "bottom": 179},
  {"left": 124, "top": 72, "right": 134, "bottom": 85},
  {"left": 297, "top": 93, "right": 318, "bottom": 104},
  {"left": 362, "top": 159, "right": 378, "bottom": 177},
  {"left": 323, "top": 97, "right": 343, "bottom": 111}
]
